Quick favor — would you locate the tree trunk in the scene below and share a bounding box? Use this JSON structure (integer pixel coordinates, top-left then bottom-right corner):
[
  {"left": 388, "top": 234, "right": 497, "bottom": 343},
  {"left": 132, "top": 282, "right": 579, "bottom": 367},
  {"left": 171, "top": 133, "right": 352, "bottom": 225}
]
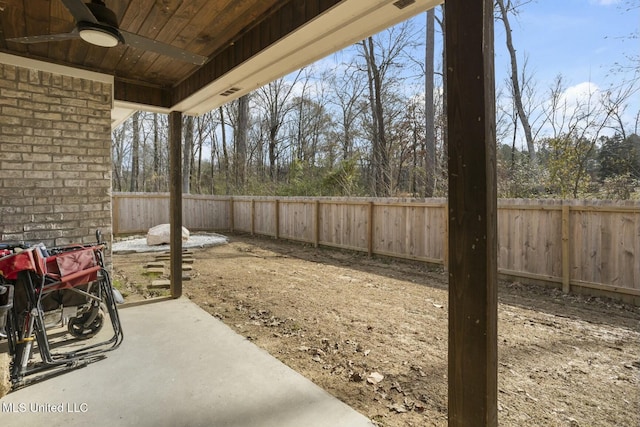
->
[
  {"left": 424, "top": 8, "right": 436, "bottom": 197},
  {"left": 363, "top": 39, "right": 379, "bottom": 195},
  {"left": 437, "top": 5, "right": 448, "bottom": 192},
  {"left": 219, "top": 106, "right": 230, "bottom": 194},
  {"left": 269, "top": 125, "right": 278, "bottom": 182},
  {"left": 235, "top": 95, "right": 249, "bottom": 189},
  {"left": 129, "top": 111, "right": 140, "bottom": 192},
  {"left": 195, "top": 117, "right": 204, "bottom": 193},
  {"left": 183, "top": 116, "right": 193, "bottom": 194},
  {"left": 496, "top": 0, "right": 537, "bottom": 166},
  {"left": 363, "top": 37, "right": 391, "bottom": 196},
  {"left": 153, "top": 113, "right": 161, "bottom": 191},
  {"left": 111, "top": 126, "right": 125, "bottom": 192}
]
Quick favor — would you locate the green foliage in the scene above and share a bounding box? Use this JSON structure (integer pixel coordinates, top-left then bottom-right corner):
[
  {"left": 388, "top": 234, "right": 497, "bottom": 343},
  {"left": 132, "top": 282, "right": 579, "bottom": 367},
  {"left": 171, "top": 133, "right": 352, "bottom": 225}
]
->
[
  {"left": 598, "top": 134, "right": 640, "bottom": 181},
  {"left": 599, "top": 173, "right": 640, "bottom": 200},
  {"left": 496, "top": 144, "right": 543, "bottom": 198},
  {"left": 540, "top": 135, "right": 597, "bottom": 198},
  {"left": 321, "top": 157, "right": 363, "bottom": 196},
  {"left": 276, "top": 165, "right": 323, "bottom": 196}
]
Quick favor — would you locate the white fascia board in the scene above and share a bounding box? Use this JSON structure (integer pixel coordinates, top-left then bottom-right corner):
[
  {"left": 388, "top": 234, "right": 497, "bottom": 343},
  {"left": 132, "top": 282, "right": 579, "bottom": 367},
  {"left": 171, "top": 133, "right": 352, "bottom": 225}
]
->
[{"left": 174, "top": 0, "right": 442, "bottom": 116}]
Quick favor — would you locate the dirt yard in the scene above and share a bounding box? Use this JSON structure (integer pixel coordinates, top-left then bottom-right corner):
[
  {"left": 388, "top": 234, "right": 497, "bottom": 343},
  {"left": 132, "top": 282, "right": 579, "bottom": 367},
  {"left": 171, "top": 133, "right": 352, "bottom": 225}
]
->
[{"left": 113, "top": 234, "right": 640, "bottom": 427}]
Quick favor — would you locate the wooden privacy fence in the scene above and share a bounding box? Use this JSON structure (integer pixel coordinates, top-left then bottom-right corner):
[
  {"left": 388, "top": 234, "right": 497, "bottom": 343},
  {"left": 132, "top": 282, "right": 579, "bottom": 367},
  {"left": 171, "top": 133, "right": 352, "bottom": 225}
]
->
[{"left": 113, "top": 193, "right": 640, "bottom": 301}]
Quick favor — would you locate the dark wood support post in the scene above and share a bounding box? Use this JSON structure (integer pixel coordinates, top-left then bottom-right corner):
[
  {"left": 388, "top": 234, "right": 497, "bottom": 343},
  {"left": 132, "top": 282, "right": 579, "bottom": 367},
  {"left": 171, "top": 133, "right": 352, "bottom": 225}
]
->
[
  {"left": 169, "top": 111, "right": 183, "bottom": 299},
  {"left": 445, "top": 1, "right": 497, "bottom": 426}
]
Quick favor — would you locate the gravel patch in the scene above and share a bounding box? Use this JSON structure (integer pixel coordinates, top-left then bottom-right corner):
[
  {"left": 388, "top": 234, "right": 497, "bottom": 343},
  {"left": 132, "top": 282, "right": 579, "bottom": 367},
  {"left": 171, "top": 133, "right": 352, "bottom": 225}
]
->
[{"left": 112, "top": 233, "right": 228, "bottom": 254}]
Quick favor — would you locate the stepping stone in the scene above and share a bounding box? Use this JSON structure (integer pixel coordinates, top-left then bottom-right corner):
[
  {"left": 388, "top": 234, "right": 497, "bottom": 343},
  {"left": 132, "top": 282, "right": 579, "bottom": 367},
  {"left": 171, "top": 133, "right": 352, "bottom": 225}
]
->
[
  {"left": 154, "top": 256, "right": 194, "bottom": 264},
  {"left": 143, "top": 267, "right": 165, "bottom": 274},
  {"left": 149, "top": 279, "right": 171, "bottom": 289},
  {"left": 145, "top": 261, "right": 165, "bottom": 268},
  {"left": 148, "top": 276, "right": 191, "bottom": 288}
]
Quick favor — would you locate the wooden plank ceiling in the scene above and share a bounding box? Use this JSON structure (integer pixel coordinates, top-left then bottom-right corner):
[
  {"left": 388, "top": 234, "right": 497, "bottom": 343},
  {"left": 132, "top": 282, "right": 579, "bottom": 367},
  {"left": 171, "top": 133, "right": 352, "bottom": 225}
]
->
[
  {"left": 0, "top": 0, "right": 335, "bottom": 107},
  {"left": 0, "top": 0, "right": 438, "bottom": 119}
]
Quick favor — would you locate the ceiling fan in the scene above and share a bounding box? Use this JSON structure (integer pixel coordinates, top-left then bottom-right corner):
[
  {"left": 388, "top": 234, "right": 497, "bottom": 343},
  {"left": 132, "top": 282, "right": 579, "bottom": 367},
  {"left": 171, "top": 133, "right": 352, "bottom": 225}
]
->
[{"left": 6, "top": 0, "right": 208, "bottom": 65}]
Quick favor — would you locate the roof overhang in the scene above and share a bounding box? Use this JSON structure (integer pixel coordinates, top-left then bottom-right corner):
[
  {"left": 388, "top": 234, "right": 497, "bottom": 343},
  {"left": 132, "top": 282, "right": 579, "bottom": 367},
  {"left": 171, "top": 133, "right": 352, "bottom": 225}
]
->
[{"left": 112, "top": 0, "right": 441, "bottom": 128}]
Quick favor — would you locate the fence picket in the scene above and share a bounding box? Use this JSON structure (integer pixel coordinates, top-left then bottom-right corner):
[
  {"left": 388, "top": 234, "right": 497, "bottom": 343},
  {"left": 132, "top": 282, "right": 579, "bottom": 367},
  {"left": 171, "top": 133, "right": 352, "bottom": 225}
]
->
[{"left": 112, "top": 193, "right": 640, "bottom": 301}]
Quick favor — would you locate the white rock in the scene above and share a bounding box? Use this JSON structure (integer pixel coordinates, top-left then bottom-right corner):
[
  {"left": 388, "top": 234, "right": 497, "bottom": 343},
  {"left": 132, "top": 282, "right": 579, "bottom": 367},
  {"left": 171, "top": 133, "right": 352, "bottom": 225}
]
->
[
  {"left": 367, "top": 371, "right": 384, "bottom": 384},
  {"left": 146, "top": 224, "right": 190, "bottom": 246}
]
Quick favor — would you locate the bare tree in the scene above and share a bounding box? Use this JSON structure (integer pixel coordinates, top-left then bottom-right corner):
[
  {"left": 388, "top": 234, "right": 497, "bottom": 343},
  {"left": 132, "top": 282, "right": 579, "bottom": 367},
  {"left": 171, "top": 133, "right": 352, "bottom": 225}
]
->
[
  {"left": 496, "top": 0, "right": 538, "bottom": 167},
  {"left": 358, "top": 22, "right": 418, "bottom": 196},
  {"left": 215, "top": 107, "right": 228, "bottom": 194},
  {"left": 436, "top": 5, "right": 447, "bottom": 175},
  {"left": 254, "top": 72, "right": 302, "bottom": 182},
  {"left": 600, "top": 79, "right": 640, "bottom": 140},
  {"left": 111, "top": 123, "right": 129, "bottom": 192},
  {"left": 129, "top": 111, "right": 141, "bottom": 192},
  {"left": 326, "top": 64, "right": 367, "bottom": 161},
  {"left": 152, "top": 113, "right": 162, "bottom": 191},
  {"left": 191, "top": 111, "right": 218, "bottom": 193},
  {"left": 541, "top": 75, "right": 622, "bottom": 197},
  {"left": 361, "top": 36, "right": 390, "bottom": 195},
  {"left": 235, "top": 95, "right": 249, "bottom": 189},
  {"left": 424, "top": 8, "right": 436, "bottom": 197},
  {"left": 182, "top": 115, "right": 193, "bottom": 193}
]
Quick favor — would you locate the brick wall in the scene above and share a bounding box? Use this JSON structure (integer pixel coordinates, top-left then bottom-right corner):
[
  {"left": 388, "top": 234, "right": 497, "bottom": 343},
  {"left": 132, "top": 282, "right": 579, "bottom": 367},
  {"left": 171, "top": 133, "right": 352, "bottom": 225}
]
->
[{"left": 0, "top": 62, "right": 113, "bottom": 249}]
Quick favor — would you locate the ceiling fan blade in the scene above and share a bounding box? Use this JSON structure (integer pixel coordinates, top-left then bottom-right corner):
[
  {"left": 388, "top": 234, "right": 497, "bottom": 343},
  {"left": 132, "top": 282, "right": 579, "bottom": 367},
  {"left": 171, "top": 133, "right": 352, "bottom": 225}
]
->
[
  {"left": 61, "top": 0, "right": 98, "bottom": 24},
  {"left": 7, "top": 31, "right": 80, "bottom": 44},
  {"left": 121, "top": 30, "right": 208, "bottom": 66}
]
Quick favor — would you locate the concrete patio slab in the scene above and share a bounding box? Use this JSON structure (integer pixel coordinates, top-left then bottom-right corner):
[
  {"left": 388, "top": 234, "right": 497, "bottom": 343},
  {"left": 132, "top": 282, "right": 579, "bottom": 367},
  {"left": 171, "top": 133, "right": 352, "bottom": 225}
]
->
[{"left": 1, "top": 297, "right": 374, "bottom": 427}]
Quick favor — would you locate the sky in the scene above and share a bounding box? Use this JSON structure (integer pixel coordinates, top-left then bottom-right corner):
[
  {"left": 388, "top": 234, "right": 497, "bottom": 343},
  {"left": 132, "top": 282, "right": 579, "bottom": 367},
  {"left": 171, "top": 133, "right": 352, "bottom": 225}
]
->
[
  {"left": 277, "top": 0, "right": 639, "bottom": 149},
  {"left": 490, "top": 0, "right": 639, "bottom": 143},
  {"left": 310, "top": 1, "right": 639, "bottom": 138},
  {"left": 492, "top": 0, "right": 638, "bottom": 91}
]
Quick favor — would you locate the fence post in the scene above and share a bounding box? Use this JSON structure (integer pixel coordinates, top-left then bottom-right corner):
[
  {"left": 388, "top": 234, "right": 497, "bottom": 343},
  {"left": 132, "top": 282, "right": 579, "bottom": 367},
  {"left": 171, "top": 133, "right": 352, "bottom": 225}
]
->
[
  {"left": 274, "top": 199, "right": 280, "bottom": 239},
  {"left": 562, "top": 203, "right": 571, "bottom": 294},
  {"left": 443, "top": 202, "right": 449, "bottom": 272},
  {"left": 229, "top": 197, "right": 234, "bottom": 233},
  {"left": 251, "top": 199, "right": 256, "bottom": 236},
  {"left": 368, "top": 201, "right": 374, "bottom": 257},
  {"left": 314, "top": 200, "right": 320, "bottom": 248}
]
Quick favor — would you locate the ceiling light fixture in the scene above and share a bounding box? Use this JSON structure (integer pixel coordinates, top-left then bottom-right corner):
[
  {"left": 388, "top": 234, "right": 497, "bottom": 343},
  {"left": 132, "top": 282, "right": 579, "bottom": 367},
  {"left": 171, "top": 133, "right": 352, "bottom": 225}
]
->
[{"left": 78, "top": 21, "right": 122, "bottom": 48}]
